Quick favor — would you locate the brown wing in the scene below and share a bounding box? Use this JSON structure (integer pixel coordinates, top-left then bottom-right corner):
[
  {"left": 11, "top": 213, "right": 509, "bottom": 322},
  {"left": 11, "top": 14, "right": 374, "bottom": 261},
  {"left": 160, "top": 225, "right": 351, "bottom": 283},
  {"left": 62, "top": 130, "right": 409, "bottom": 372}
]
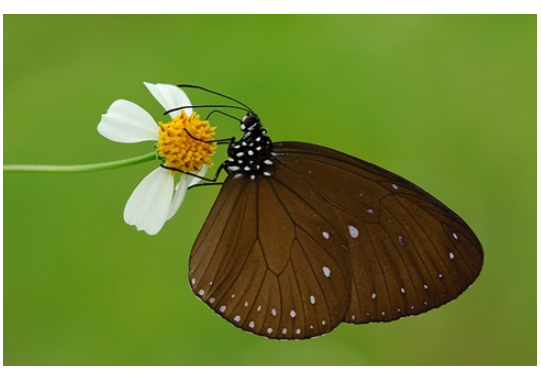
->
[
  {"left": 272, "top": 141, "right": 483, "bottom": 324},
  {"left": 189, "top": 165, "right": 352, "bottom": 339}
]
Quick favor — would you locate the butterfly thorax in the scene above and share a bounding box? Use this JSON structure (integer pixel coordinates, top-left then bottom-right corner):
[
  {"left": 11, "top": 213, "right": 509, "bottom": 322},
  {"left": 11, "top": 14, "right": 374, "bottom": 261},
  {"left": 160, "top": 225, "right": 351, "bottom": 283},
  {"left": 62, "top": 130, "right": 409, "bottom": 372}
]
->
[{"left": 224, "top": 114, "right": 274, "bottom": 180}]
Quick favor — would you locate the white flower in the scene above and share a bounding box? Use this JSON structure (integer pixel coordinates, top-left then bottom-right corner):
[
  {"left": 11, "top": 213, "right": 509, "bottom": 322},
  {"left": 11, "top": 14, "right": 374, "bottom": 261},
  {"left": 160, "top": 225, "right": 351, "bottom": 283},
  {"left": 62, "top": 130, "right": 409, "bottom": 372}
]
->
[{"left": 98, "top": 82, "right": 209, "bottom": 235}]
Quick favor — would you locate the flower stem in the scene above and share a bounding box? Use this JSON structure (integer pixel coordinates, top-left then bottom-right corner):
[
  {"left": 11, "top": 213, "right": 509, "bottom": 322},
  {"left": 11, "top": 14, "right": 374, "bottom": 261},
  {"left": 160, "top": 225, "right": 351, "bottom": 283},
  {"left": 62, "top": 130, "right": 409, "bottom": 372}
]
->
[{"left": 3, "top": 152, "right": 157, "bottom": 173}]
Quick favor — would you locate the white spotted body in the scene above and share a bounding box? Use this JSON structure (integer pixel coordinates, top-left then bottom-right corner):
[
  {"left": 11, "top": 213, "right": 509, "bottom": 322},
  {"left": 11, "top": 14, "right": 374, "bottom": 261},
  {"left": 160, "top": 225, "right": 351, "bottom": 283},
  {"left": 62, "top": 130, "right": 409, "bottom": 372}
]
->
[{"left": 224, "top": 114, "right": 274, "bottom": 180}]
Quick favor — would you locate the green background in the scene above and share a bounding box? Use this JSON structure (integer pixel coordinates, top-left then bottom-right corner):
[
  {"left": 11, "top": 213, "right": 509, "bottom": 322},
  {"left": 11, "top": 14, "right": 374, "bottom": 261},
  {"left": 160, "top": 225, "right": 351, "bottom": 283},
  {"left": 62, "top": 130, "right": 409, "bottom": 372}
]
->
[{"left": 3, "top": 15, "right": 536, "bottom": 365}]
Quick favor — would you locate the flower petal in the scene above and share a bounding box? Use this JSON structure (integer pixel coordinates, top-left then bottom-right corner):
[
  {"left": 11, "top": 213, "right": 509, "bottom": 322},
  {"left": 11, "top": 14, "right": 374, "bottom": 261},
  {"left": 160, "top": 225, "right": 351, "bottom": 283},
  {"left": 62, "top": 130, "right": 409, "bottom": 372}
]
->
[
  {"left": 189, "top": 164, "right": 208, "bottom": 187},
  {"left": 98, "top": 99, "right": 158, "bottom": 143},
  {"left": 123, "top": 167, "right": 174, "bottom": 235},
  {"left": 144, "top": 82, "right": 192, "bottom": 118},
  {"left": 166, "top": 165, "right": 209, "bottom": 221},
  {"left": 167, "top": 175, "right": 190, "bottom": 221}
]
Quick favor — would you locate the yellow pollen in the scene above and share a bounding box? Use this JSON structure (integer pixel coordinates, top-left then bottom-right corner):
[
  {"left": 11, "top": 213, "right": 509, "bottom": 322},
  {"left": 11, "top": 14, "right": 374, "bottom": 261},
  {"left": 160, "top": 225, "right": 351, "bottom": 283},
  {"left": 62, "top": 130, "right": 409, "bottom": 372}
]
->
[{"left": 157, "top": 110, "right": 217, "bottom": 174}]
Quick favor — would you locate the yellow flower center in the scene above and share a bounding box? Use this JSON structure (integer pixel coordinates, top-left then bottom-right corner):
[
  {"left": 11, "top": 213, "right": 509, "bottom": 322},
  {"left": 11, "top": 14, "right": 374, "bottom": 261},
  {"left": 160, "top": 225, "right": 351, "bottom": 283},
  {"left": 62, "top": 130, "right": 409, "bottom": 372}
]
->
[{"left": 157, "top": 110, "right": 217, "bottom": 173}]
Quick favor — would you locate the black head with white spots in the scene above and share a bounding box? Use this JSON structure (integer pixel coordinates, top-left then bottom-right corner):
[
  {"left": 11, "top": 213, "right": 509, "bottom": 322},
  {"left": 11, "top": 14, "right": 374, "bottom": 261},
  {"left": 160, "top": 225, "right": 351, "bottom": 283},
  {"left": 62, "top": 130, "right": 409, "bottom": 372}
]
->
[
  {"left": 224, "top": 113, "right": 274, "bottom": 180},
  {"left": 239, "top": 113, "right": 261, "bottom": 132}
]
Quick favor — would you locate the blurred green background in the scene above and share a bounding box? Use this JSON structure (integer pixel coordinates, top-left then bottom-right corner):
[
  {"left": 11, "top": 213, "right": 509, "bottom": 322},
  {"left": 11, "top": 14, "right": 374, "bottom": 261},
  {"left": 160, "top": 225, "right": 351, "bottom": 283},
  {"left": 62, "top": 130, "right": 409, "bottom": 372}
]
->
[{"left": 3, "top": 15, "right": 536, "bottom": 365}]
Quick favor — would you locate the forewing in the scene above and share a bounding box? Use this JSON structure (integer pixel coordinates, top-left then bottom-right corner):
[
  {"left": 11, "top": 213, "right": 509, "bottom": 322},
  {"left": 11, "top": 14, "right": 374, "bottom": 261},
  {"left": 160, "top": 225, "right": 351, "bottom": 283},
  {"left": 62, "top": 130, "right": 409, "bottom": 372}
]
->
[{"left": 272, "top": 142, "right": 483, "bottom": 324}]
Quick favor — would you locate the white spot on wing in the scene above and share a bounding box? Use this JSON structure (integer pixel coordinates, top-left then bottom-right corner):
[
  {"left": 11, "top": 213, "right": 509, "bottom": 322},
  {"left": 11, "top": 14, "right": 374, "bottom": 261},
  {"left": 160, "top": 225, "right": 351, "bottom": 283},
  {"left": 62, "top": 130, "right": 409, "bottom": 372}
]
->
[
  {"left": 453, "top": 232, "right": 458, "bottom": 240},
  {"left": 310, "top": 295, "right": 316, "bottom": 305},
  {"left": 295, "top": 328, "right": 301, "bottom": 335},
  {"left": 219, "top": 305, "right": 226, "bottom": 313},
  {"left": 209, "top": 297, "right": 215, "bottom": 303},
  {"left": 348, "top": 225, "right": 359, "bottom": 238},
  {"left": 322, "top": 266, "right": 331, "bottom": 277},
  {"left": 198, "top": 289, "right": 205, "bottom": 296},
  {"left": 267, "top": 327, "right": 273, "bottom": 334},
  {"left": 248, "top": 321, "right": 255, "bottom": 329},
  {"left": 400, "top": 287, "right": 406, "bottom": 294},
  {"left": 234, "top": 315, "right": 241, "bottom": 322},
  {"left": 290, "top": 310, "right": 296, "bottom": 318},
  {"left": 449, "top": 252, "right": 455, "bottom": 260},
  {"left": 271, "top": 308, "right": 277, "bottom": 316},
  {"left": 371, "top": 293, "right": 377, "bottom": 300},
  {"left": 322, "top": 231, "right": 330, "bottom": 240}
]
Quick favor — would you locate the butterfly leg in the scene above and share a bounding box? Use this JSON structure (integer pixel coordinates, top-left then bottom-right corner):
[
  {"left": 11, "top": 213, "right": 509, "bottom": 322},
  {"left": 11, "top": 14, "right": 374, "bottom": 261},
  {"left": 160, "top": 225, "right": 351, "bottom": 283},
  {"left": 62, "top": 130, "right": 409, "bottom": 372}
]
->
[
  {"left": 184, "top": 128, "right": 235, "bottom": 146},
  {"left": 205, "top": 109, "right": 242, "bottom": 122},
  {"left": 160, "top": 162, "right": 227, "bottom": 183},
  {"left": 187, "top": 182, "right": 224, "bottom": 190}
]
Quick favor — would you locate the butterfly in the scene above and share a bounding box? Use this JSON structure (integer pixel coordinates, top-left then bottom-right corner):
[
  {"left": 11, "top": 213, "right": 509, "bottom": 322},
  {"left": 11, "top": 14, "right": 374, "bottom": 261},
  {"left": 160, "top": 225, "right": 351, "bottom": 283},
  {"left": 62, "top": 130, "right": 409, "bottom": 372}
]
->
[{"left": 170, "top": 85, "right": 483, "bottom": 340}]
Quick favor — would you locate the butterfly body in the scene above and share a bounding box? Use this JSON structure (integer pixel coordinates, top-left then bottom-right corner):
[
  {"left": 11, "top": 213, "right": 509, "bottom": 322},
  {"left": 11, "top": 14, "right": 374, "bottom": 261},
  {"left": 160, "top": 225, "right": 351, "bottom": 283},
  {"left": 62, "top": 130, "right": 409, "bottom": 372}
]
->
[
  {"left": 188, "top": 111, "right": 483, "bottom": 340},
  {"left": 223, "top": 114, "right": 273, "bottom": 180}
]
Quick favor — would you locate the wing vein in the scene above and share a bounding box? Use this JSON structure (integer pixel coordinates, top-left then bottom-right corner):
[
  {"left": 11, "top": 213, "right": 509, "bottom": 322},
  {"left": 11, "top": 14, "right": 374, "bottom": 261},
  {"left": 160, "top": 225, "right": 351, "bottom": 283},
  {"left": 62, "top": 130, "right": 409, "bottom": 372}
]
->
[
  {"left": 268, "top": 178, "right": 344, "bottom": 273},
  {"left": 363, "top": 221, "right": 393, "bottom": 317},
  {"left": 394, "top": 196, "right": 459, "bottom": 295},
  {"left": 294, "top": 232, "right": 334, "bottom": 328}
]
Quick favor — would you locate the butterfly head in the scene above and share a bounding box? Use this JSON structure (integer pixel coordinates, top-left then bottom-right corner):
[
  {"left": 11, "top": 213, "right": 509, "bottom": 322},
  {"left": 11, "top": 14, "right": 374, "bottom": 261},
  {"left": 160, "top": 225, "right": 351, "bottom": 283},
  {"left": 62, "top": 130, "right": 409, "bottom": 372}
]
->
[{"left": 240, "top": 113, "right": 261, "bottom": 132}]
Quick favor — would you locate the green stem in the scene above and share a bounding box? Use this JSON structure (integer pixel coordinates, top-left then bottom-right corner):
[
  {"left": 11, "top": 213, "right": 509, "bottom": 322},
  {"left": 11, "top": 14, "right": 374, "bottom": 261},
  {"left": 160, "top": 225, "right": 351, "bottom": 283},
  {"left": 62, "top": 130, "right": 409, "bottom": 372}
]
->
[{"left": 3, "top": 152, "right": 157, "bottom": 173}]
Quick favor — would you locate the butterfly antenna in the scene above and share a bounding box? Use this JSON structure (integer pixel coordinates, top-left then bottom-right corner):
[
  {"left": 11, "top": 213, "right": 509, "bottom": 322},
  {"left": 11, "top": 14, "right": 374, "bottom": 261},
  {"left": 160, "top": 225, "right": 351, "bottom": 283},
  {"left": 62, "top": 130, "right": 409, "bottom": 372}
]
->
[
  {"left": 177, "top": 84, "right": 254, "bottom": 114},
  {"left": 164, "top": 104, "right": 250, "bottom": 116}
]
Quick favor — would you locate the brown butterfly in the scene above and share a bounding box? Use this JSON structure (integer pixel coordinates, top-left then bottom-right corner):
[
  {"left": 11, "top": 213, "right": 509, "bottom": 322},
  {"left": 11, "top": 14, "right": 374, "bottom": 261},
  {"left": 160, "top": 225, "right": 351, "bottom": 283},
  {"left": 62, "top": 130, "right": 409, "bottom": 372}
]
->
[{"left": 172, "top": 85, "right": 483, "bottom": 340}]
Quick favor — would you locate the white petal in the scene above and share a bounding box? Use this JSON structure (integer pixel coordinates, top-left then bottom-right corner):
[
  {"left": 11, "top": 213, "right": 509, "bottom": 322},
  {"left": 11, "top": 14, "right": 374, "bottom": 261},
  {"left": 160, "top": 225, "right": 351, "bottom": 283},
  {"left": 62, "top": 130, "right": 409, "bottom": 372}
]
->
[
  {"left": 166, "top": 165, "right": 209, "bottom": 221},
  {"left": 98, "top": 100, "right": 158, "bottom": 143},
  {"left": 189, "top": 164, "right": 208, "bottom": 187},
  {"left": 123, "top": 167, "right": 174, "bottom": 235},
  {"left": 144, "top": 82, "right": 192, "bottom": 118},
  {"left": 166, "top": 175, "right": 190, "bottom": 221}
]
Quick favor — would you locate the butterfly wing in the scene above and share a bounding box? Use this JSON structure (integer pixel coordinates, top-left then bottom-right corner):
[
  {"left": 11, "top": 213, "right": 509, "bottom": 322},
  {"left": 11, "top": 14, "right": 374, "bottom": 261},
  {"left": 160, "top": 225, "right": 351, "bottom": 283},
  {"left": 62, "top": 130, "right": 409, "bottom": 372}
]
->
[
  {"left": 272, "top": 142, "right": 483, "bottom": 324},
  {"left": 189, "top": 167, "right": 352, "bottom": 339}
]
